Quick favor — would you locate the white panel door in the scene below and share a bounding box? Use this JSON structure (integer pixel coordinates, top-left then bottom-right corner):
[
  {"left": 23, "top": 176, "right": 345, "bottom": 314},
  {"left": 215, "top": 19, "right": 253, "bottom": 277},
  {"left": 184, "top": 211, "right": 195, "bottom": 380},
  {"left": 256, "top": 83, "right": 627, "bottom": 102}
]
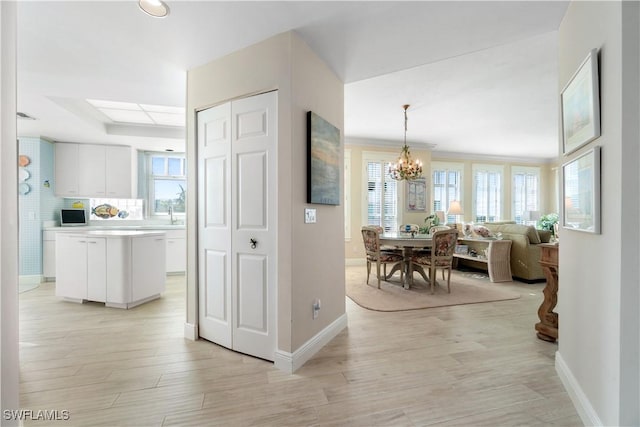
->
[
  {"left": 231, "top": 91, "right": 277, "bottom": 361},
  {"left": 197, "top": 91, "right": 277, "bottom": 361},
  {"left": 198, "top": 102, "right": 233, "bottom": 350}
]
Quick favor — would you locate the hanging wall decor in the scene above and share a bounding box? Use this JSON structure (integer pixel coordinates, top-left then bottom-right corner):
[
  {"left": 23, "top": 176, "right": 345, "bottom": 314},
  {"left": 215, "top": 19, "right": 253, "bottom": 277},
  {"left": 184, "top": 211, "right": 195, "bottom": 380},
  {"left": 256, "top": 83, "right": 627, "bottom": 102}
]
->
[
  {"left": 562, "top": 146, "right": 601, "bottom": 233},
  {"left": 561, "top": 48, "right": 601, "bottom": 155},
  {"left": 307, "top": 111, "right": 340, "bottom": 205}
]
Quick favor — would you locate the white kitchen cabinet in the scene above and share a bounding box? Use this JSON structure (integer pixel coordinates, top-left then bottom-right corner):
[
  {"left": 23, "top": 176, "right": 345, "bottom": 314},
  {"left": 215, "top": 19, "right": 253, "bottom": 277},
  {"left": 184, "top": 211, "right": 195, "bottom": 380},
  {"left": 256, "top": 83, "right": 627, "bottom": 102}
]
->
[
  {"left": 86, "top": 237, "right": 107, "bottom": 302},
  {"left": 42, "top": 230, "right": 56, "bottom": 280},
  {"left": 131, "top": 235, "right": 166, "bottom": 302},
  {"left": 54, "top": 143, "right": 79, "bottom": 197},
  {"left": 56, "top": 230, "right": 165, "bottom": 309},
  {"left": 165, "top": 229, "right": 186, "bottom": 273},
  {"left": 55, "top": 234, "right": 88, "bottom": 300},
  {"left": 78, "top": 144, "right": 106, "bottom": 196},
  {"left": 55, "top": 143, "right": 136, "bottom": 198},
  {"left": 55, "top": 234, "right": 106, "bottom": 302},
  {"left": 105, "top": 145, "right": 135, "bottom": 197}
]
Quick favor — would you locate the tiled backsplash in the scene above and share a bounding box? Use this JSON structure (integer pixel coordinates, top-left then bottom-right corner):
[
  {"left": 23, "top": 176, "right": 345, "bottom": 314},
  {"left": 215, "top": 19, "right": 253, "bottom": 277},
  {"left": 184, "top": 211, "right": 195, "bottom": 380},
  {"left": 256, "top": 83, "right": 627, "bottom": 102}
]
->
[{"left": 19, "top": 138, "right": 64, "bottom": 276}]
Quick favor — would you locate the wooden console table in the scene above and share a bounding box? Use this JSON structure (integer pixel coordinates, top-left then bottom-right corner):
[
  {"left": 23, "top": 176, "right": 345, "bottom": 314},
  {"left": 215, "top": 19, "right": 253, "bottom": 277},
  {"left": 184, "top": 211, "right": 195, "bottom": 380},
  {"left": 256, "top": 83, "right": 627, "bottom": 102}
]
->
[{"left": 536, "top": 243, "right": 559, "bottom": 342}]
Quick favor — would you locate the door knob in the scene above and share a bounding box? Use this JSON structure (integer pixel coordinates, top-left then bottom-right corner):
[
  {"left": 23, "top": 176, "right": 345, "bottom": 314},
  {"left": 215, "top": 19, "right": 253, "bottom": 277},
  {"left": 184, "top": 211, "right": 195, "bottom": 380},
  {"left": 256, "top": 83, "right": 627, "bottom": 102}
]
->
[{"left": 250, "top": 238, "right": 257, "bottom": 249}]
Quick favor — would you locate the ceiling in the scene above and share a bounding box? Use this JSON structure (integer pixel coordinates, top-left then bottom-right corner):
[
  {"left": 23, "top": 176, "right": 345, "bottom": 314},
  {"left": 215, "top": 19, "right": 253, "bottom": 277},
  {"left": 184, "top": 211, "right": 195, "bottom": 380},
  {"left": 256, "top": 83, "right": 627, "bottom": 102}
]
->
[{"left": 16, "top": 1, "right": 569, "bottom": 160}]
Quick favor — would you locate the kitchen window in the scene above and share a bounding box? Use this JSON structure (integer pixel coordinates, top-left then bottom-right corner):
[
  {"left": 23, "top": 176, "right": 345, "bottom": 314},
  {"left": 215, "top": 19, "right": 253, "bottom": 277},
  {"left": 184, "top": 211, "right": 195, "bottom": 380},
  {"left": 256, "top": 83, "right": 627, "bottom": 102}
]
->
[{"left": 147, "top": 153, "right": 187, "bottom": 216}]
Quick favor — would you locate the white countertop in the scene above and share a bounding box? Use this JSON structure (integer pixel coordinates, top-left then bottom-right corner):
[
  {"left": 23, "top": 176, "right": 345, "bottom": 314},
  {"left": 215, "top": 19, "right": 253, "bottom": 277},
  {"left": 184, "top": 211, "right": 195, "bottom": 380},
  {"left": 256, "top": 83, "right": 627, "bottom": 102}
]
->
[
  {"left": 44, "top": 225, "right": 184, "bottom": 231},
  {"left": 64, "top": 229, "right": 166, "bottom": 237}
]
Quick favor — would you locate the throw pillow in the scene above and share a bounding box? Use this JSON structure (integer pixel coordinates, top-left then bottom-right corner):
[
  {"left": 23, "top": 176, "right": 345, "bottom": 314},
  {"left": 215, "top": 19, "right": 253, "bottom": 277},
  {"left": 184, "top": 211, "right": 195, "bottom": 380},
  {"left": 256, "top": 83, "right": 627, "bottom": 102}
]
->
[
  {"left": 472, "top": 224, "right": 493, "bottom": 238},
  {"left": 525, "top": 225, "right": 542, "bottom": 244}
]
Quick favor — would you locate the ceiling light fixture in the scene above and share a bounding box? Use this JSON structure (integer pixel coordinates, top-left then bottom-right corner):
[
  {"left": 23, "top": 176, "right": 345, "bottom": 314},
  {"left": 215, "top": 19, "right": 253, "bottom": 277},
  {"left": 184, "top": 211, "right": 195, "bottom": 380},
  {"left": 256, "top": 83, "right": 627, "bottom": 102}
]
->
[
  {"left": 138, "top": 0, "right": 170, "bottom": 18},
  {"left": 388, "top": 104, "right": 422, "bottom": 181}
]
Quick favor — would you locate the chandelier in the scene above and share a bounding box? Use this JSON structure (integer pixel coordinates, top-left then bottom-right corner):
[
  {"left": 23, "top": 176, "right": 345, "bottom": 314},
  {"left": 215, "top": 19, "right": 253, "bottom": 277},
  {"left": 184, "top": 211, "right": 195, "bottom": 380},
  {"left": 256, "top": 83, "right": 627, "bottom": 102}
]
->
[{"left": 388, "top": 104, "right": 422, "bottom": 181}]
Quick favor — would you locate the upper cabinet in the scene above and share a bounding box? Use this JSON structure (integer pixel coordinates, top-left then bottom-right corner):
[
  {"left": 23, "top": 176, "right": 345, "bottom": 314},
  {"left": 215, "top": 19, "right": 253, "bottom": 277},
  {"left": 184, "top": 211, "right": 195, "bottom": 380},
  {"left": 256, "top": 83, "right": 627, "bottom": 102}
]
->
[
  {"left": 54, "top": 143, "right": 80, "bottom": 196},
  {"left": 55, "top": 143, "right": 137, "bottom": 198}
]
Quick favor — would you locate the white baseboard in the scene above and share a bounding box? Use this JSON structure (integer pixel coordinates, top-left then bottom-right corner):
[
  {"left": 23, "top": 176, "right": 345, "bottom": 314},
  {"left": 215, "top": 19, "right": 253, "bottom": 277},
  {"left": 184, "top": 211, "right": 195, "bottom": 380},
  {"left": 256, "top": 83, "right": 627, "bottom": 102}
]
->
[
  {"left": 184, "top": 322, "right": 198, "bottom": 341},
  {"left": 345, "top": 258, "right": 365, "bottom": 266},
  {"left": 19, "top": 275, "right": 42, "bottom": 285},
  {"left": 555, "top": 351, "right": 603, "bottom": 426},
  {"left": 274, "top": 313, "right": 348, "bottom": 374}
]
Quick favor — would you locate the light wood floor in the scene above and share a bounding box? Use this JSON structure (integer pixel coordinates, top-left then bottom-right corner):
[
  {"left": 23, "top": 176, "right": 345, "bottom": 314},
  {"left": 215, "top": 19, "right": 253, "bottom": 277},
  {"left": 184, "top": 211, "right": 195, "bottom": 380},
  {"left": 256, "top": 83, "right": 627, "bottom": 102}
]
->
[{"left": 19, "top": 269, "right": 581, "bottom": 426}]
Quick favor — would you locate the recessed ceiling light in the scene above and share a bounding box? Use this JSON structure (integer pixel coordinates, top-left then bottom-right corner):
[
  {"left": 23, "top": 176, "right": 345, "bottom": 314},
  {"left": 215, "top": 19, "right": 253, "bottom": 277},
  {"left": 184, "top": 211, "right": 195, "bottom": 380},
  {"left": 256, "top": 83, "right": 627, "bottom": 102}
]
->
[{"left": 139, "top": 0, "right": 169, "bottom": 18}]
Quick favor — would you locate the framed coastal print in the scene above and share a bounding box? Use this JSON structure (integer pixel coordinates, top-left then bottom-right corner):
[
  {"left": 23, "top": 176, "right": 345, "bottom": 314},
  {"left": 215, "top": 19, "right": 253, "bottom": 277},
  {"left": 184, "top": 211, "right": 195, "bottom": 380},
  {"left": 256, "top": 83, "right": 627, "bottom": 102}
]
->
[
  {"left": 406, "top": 177, "right": 427, "bottom": 212},
  {"left": 307, "top": 111, "right": 340, "bottom": 205},
  {"left": 562, "top": 146, "right": 601, "bottom": 234},
  {"left": 561, "top": 48, "right": 600, "bottom": 155}
]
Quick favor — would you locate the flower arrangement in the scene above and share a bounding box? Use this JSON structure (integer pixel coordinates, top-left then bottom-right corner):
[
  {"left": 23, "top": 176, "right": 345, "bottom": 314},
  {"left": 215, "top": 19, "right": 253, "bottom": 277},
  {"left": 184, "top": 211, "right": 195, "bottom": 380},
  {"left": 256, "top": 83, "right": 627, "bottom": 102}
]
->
[
  {"left": 419, "top": 213, "right": 440, "bottom": 234},
  {"left": 537, "top": 213, "right": 559, "bottom": 236}
]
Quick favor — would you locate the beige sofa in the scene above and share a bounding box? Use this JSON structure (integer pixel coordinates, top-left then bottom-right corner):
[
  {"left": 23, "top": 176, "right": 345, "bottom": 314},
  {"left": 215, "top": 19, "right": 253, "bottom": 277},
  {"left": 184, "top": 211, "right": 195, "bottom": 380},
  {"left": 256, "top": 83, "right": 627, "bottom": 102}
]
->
[{"left": 461, "top": 222, "right": 550, "bottom": 282}]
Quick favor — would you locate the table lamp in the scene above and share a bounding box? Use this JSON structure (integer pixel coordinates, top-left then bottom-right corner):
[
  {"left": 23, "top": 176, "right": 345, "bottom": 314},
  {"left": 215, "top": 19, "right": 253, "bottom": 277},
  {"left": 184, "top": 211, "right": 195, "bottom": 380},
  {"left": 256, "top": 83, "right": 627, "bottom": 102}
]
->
[{"left": 447, "top": 200, "right": 464, "bottom": 232}]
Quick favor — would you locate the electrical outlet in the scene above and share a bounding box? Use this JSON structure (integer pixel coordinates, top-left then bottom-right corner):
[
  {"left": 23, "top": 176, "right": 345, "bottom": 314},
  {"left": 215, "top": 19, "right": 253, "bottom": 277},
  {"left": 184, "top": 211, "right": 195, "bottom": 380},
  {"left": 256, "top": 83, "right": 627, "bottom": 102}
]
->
[{"left": 312, "top": 299, "right": 321, "bottom": 319}]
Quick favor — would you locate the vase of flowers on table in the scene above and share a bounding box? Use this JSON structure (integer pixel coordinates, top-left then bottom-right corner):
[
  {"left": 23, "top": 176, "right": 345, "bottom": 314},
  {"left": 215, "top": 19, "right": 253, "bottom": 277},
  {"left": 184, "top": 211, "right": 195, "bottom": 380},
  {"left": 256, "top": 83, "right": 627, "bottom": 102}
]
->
[{"left": 419, "top": 213, "right": 440, "bottom": 234}]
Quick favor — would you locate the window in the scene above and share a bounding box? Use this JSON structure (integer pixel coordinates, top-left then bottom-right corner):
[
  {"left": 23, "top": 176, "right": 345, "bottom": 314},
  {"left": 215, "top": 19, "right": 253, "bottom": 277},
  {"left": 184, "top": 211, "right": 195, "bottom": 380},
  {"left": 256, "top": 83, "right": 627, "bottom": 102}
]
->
[
  {"left": 473, "top": 164, "right": 503, "bottom": 223},
  {"left": 363, "top": 152, "right": 398, "bottom": 232},
  {"left": 512, "top": 166, "right": 540, "bottom": 224},
  {"left": 431, "top": 162, "right": 463, "bottom": 223},
  {"left": 147, "top": 153, "right": 187, "bottom": 216}
]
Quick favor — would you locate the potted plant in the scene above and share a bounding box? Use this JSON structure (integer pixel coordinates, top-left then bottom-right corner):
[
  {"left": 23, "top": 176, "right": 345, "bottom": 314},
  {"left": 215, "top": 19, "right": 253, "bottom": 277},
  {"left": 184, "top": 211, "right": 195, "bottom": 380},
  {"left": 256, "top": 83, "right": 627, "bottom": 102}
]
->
[{"left": 537, "top": 213, "right": 559, "bottom": 236}]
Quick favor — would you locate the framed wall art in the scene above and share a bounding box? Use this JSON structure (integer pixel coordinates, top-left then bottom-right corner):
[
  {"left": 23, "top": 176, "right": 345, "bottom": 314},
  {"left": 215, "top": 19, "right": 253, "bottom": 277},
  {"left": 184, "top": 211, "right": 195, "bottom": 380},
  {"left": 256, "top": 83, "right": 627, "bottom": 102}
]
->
[
  {"left": 561, "top": 48, "right": 600, "bottom": 155},
  {"left": 307, "top": 111, "right": 340, "bottom": 205},
  {"left": 562, "top": 146, "right": 601, "bottom": 234},
  {"left": 406, "top": 177, "right": 427, "bottom": 212}
]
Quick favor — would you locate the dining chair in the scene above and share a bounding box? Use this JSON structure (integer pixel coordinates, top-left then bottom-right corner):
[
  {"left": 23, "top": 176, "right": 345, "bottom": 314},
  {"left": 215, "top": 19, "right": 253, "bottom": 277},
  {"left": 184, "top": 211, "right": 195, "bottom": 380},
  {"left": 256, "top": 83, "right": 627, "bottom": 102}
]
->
[
  {"left": 411, "top": 228, "right": 459, "bottom": 294},
  {"left": 361, "top": 226, "right": 404, "bottom": 289},
  {"left": 399, "top": 223, "right": 420, "bottom": 233}
]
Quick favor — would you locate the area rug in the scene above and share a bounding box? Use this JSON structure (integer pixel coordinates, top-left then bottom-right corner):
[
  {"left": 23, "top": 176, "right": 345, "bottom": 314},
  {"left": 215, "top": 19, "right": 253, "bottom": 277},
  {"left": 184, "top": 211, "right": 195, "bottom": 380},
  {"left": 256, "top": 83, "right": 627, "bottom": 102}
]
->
[{"left": 346, "top": 266, "right": 521, "bottom": 312}]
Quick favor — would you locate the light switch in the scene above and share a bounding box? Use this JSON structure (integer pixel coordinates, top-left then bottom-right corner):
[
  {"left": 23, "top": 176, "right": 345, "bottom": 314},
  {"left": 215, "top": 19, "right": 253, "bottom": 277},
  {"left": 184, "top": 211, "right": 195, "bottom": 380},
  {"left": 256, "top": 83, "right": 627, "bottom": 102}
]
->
[{"left": 304, "top": 208, "right": 316, "bottom": 224}]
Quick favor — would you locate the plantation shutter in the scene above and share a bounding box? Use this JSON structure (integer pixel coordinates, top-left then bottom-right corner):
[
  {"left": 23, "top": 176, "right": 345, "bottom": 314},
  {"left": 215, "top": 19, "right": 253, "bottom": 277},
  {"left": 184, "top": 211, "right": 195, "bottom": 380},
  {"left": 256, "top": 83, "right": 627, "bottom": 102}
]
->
[
  {"left": 474, "top": 167, "right": 502, "bottom": 222},
  {"left": 366, "top": 161, "right": 397, "bottom": 232}
]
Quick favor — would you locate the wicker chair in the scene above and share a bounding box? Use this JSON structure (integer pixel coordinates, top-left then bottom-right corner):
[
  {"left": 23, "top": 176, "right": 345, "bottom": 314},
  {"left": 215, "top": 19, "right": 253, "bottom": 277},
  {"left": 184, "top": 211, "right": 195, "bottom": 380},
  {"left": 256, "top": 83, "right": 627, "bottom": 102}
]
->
[
  {"left": 412, "top": 228, "right": 458, "bottom": 294},
  {"left": 361, "top": 226, "right": 404, "bottom": 289}
]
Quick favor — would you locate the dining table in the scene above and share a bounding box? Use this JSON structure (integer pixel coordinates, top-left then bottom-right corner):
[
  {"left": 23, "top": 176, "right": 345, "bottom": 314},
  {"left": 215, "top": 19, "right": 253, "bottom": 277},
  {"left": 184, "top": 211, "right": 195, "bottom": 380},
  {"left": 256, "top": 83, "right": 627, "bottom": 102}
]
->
[{"left": 379, "top": 232, "right": 433, "bottom": 289}]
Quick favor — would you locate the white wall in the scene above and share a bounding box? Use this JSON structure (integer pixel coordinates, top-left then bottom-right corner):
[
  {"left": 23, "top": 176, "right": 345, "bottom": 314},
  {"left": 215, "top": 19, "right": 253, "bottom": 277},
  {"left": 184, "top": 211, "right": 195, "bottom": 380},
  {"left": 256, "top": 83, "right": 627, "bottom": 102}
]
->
[
  {"left": 0, "top": 1, "right": 20, "bottom": 423},
  {"left": 557, "top": 2, "right": 639, "bottom": 425},
  {"left": 186, "top": 32, "right": 345, "bottom": 360}
]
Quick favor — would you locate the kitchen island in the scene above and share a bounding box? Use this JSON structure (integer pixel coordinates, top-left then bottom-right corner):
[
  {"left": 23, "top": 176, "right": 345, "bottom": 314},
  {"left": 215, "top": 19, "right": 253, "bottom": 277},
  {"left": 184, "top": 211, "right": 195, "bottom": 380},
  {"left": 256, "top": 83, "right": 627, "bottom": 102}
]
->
[{"left": 55, "top": 230, "right": 166, "bottom": 309}]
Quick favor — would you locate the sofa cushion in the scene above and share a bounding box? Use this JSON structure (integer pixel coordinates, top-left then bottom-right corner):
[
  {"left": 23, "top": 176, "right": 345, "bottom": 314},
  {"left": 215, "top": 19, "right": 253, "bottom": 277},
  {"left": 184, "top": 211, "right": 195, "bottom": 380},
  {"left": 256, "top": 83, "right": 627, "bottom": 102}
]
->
[
  {"left": 524, "top": 226, "right": 541, "bottom": 244},
  {"left": 486, "top": 223, "right": 541, "bottom": 244}
]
